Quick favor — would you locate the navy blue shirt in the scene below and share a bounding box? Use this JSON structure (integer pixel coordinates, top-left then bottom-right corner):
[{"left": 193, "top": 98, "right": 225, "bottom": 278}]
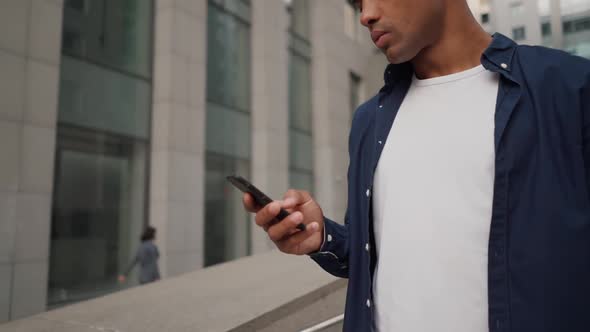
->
[{"left": 309, "top": 33, "right": 590, "bottom": 332}]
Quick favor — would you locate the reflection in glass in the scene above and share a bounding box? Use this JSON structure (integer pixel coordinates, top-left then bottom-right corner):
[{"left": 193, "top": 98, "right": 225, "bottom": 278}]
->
[
  {"left": 563, "top": 15, "right": 590, "bottom": 58},
  {"left": 205, "top": 0, "right": 252, "bottom": 266},
  {"left": 50, "top": 0, "right": 153, "bottom": 307},
  {"left": 49, "top": 128, "right": 147, "bottom": 306},
  {"left": 288, "top": 0, "right": 314, "bottom": 193},
  {"left": 204, "top": 154, "right": 251, "bottom": 266},
  {"left": 59, "top": 56, "right": 151, "bottom": 139},
  {"left": 207, "top": 3, "right": 251, "bottom": 112},
  {"left": 62, "top": 0, "right": 153, "bottom": 77}
]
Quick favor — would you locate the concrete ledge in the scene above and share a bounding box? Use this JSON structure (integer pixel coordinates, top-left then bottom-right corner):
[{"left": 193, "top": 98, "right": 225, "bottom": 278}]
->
[{"left": 0, "top": 250, "right": 344, "bottom": 332}]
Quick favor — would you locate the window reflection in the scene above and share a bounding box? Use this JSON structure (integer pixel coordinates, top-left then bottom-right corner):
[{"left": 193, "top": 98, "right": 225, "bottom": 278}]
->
[{"left": 205, "top": 0, "right": 252, "bottom": 266}]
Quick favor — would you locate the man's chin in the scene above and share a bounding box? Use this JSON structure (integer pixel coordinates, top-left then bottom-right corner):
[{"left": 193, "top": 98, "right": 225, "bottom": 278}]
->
[
  {"left": 384, "top": 48, "right": 406, "bottom": 64},
  {"left": 385, "top": 45, "right": 416, "bottom": 64}
]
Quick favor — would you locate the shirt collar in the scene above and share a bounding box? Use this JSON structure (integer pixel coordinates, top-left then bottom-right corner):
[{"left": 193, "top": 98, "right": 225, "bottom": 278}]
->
[
  {"left": 382, "top": 33, "right": 518, "bottom": 87},
  {"left": 481, "top": 33, "right": 518, "bottom": 73}
]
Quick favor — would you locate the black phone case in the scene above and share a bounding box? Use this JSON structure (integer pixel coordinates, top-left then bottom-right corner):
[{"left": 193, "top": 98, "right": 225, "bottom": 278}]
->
[{"left": 226, "top": 175, "right": 305, "bottom": 231}]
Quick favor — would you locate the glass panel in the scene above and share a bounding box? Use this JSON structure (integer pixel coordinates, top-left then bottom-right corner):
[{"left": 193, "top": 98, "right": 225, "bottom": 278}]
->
[
  {"left": 62, "top": 0, "right": 153, "bottom": 78},
  {"left": 288, "top": 0, "right": 313, "bottom": 194},
  {"left": 289, "top": 131, "right": 313, "bottom": 171},
  {"left": 512, "top": 26, "right": 527, "bottom": 41},
  {"left": 289, "top": 54, "right": 312, "bottom": 132},
  {"left": 204, "top": 153, "right": 251, "bottom": 266},
  {"left": 205, "top": 0, "right": 252, "bottom": 266},
  {"left": 224, "top": 0, "right": 251, "bottom": 21},
  {"left": 541, "top": 22, "right": 552, "bottom": 36},
  {"left": 291, "top": 0, "right": 310, "bottom": 40},
  {"left": 561, "top": 0, "right": 590, "bottom": 16},
  {"left": 210, "top": 0, "right": 251, "bottom": 21},
  {"left": 481, "top": 13, "right": 490, "bottom": 24},
  {"left": 206, "top": 102, "right": 251, "bottom": 159},
  {"left": 48, "top": 128, "right": 147, "bottom": 306},
  {"left": 350, "top": 72, "right": 361, "bottom": 119},
  {"left": 51, "top": 0, "right": 153, "bottom": 307},
  {"left": 207, "top": 3, "right": 251, "bottom": 112},
  {"left": 58, "top": 56, "right": 151, "bottom": 139}
]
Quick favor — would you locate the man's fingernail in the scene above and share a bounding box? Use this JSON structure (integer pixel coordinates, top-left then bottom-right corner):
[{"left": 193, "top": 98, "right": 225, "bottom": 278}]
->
[{"left": 309, "top": 222, "right": 319, "bottom": 231}]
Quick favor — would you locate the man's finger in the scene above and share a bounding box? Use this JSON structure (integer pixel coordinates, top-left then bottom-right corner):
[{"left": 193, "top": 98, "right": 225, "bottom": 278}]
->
[
  {"left": 282, "top": 189, "right": 311, "bottom": 209},
  {"left": 267, "top": 211, "right": 304, "bottom": 242},
  {"left": 243, "top": 193, "right": 261, "bottom": 213},
  {"left": 255, "top": 201, "right": 281, "bottom": 228},
  {"left": 278, "top": 222, "right": 320, "bottom": 252}
]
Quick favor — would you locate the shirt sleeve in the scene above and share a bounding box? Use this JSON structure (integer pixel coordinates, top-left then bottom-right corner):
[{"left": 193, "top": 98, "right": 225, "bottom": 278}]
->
[
  {"left": 308, "top": 212, "right": 350, "bottom": 278},
  {"left": 123, "top": 248, "right": 140, "bottom": 276}
]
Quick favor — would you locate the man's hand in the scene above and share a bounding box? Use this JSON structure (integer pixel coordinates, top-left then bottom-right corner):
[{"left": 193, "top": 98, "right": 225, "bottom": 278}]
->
[{"left": 243, "top": 189, "right": 324, "bottom": 255}]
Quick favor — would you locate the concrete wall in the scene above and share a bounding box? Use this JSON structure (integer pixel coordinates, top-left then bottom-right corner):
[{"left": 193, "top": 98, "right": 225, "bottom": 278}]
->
[
  {"left": 491, "top": 0, "right": 543, "bottom": 45},
  {"left": 0, "top": 0, "right": 381, "bottom": 322},
  {"left": 0, "top": 0, "right": 63, "bottom": 322},
  {"left": 150, "top": 0, "right": 207, "bottom": 277},
  {"left": 310, "top": 0, "right": 381, "bottom": 222},
  {"left": 250, "top": 0, "right": 291, "bottom": 253}
]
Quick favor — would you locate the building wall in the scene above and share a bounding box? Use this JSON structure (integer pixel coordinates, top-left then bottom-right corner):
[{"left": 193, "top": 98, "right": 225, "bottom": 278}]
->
[
  {"left": 486, "top": 0, "right": 590, "bottom": 57},
  {"left": 0, "top": 0, "right": 63, "bottom": 321},
  {"left": 0, "top": 0, "right": 381, "bottom": 322},
  {"left": 311, "top": 0, "right": 379, "bottom": 222},
  {"left": 150, "top": 0, "right": 206, "bottom": 278},
  {"left": 490, "top": 0, "right": 543, "bottom": 45},
  {"left": 250, "top": 0, "right": 291, "bottom": 253}
]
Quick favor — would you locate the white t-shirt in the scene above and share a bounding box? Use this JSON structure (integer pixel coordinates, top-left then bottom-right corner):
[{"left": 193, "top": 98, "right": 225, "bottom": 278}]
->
[{"left": 372, "top": 65, "right": 499, "bottom": 332}]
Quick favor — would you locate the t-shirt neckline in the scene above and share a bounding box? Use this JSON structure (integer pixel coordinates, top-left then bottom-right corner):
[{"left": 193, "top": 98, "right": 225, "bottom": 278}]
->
[{"left": 413, "top": 65, "right": 486, "bottom": 87}]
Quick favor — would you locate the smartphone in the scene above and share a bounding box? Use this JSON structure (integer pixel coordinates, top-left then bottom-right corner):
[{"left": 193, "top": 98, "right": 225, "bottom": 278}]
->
[{"left": 226, "top": 175, "right": 306, "bottom": 231}]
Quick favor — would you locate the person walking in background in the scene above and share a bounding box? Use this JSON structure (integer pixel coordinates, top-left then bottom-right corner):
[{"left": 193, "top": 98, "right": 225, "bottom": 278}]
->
[{"left": 118, "top": 226, "right": 161, "bottom": 285}]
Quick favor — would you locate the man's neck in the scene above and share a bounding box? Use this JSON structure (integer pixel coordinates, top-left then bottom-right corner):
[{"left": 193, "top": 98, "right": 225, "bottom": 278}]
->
[{"left": 411, "top": 5, "right": 492, "bottom": 80}]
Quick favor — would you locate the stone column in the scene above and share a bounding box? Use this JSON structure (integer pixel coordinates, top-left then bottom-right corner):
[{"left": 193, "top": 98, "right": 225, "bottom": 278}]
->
[
  {"left": 550, "top": 0, "right": 564, "bottom": 49},
  {"left": 0, "top": 0, "right": 63, "bottom": 322},
  {"left": 150, "top": 0, "right": 207, "bottom": 277},
  {"left": 310, "top": 0, "right": 373, "bottom": 222},
  {"left": 249, "top": 0, "right": 291, "bottom": 254}
]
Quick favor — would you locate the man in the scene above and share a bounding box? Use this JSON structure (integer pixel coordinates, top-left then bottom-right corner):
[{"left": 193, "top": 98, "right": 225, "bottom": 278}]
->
[{"left": 243, "top": 0, "right": 590, "bottom": 331}]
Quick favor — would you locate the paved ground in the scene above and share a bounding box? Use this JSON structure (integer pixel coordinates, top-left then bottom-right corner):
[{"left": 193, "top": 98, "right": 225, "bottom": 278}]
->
[{"left": 0, "top": 250, "right": 345, "bottom": 332}]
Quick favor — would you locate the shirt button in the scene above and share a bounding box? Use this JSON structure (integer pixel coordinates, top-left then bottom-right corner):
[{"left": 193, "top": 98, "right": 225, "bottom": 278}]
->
[
  {"left": 366, "top": 299, "right": 371, "bottom": 307},
  {"left": 501, "top": 63, "right": 508, "bottom": 69},
  {"left": 365, "top": 243, "right": 370, "bottom": 251},
  {"left": 366, "top": 189, "right": 371, "bottom": 197},
  {"left": 378, "top": 141, "right": 382, "bottom": 145},
  {"left": 327, "top": 234, "right": 333, "bottom": 242},
  {"left": 379, "top": 105, "right": 383, "bottom": 108}
]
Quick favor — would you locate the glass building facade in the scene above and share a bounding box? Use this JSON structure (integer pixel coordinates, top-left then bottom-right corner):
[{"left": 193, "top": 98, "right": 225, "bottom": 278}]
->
[
  {"left": 0, "top": 0, "right": 377, "bottom": 322},
  {"left": 349, "top": 72, "right": 362, "bottom": 121},
  {"left": 288, "top": 0, "right": 314, "bottom": 193},
  {"left": 538, "top": 0, "right": 590, "bottom": 58},
  {"left": 204, "top": 0, "right": 252, "bottom": 267},
  {"left": 48, "top": 0, "right": 153, "bottom": 306}
]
